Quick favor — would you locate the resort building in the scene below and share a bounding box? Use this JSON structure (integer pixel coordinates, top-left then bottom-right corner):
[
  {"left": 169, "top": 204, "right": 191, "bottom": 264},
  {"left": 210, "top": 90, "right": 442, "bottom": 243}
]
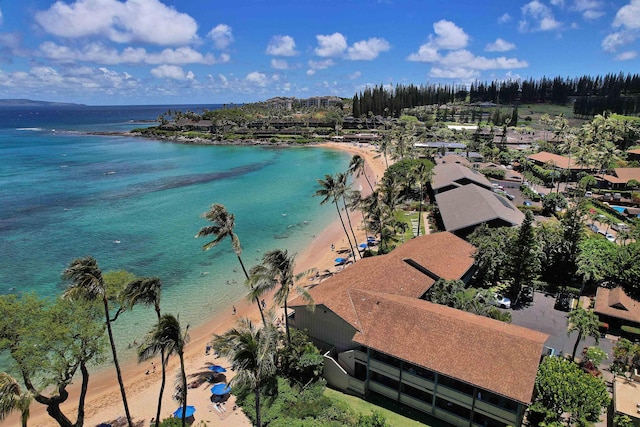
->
[
  {"left": 290, "top": 232, "right": 548, "bottom": 427},
  {"left": 602, "top": 168, "right": 640, "bottom": 190},
  {"left": 429, "top": 163, "right": 524, "bottom": 237},
  {"left": 593, "top": 286, "right": 640, "bottom": 331},
  {"left": 526, "top": 151, "right": 596, "bottom": 181}
]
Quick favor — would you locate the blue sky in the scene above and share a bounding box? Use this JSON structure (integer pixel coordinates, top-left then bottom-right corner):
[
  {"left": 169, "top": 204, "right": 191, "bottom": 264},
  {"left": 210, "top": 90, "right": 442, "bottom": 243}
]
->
[{"left": 0, "top": 0, "right": 638, "bottom": 105}]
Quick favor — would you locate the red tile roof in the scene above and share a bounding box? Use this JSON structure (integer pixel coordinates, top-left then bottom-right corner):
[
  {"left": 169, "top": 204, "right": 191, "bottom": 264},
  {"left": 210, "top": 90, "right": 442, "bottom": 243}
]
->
[
  {"left": 350, "top": 290, "right": 548, "bottom": 404},
  {"left": 292, "top": 232, "right": 548, "bottom": 404}
]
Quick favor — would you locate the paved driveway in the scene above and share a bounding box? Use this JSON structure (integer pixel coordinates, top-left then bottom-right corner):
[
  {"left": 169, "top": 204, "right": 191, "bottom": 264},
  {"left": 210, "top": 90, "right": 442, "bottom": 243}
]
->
[{"left": 509, "top": 292, "right": 616, "bottom": 363}]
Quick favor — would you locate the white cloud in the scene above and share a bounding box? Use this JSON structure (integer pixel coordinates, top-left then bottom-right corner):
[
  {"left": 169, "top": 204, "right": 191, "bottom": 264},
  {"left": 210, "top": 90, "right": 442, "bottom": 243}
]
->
[
  {"left": 270, "top": 58, "right": 289, "bottom": 70},
  {"left": 429, "top": 67, "right": 479, "bottom": 79},
  {"left": 615, "top": 50, "right": 637, "bottom": 60},
  {"left": 407, "top": 44, "right": 440, "bottom": 62},
  {"left": 601, "top": 30, "right": 637, "bottom": 52},
  {"left": 519, "top": 1, "right": 562, "bottom": 32},
  {"left": 208, "top": 24, "right": 233, "bottom": 49},
  {"left": 550, "top": 0, "right": 565, "bottom": 6},
  {"left": 0, "top": 8, "right": 3, "bottom": 26},
  {"left": 613, "top": 0, "right": 640, "bottom": 29},
  {"left": 348, "top": 71, "right": 362, "bottom": 79},
  {"left": 573, "top": 0, "right": 604, "bottom": 20},
  {"left": 485, "top": 38, "right": 516, "bottom": 52},
  {"left": 430, "top": 20, "right": 469, "bottom": 49},
  {"left": 35, "top": 0, "right": 199, "bottom": 46},
  {"left": 151, "top": 64, "right": 188, "bottom": 80},
  {"left": 37, "top": 41, "right": 225, "bottom": 65},
  {"left": 438, "top": 50, "right": 528, "bottom": 70},
  {"left": 407, "top": 20, "right": 468, "bottom": 62},
  {"left": 266, "top": 35, "right": 297, "bottom": 56},
  {"left": 308, "top": 59, "right": 335, "bottom": 70},
  {"left": 314, "top": 32, "right": 347, "bottom": 57},
  {"left": 498, "top": 13, "right": 512, "bottom": 23},
  {"left": 246, "top": 71, "right": 268, "bottom": 87},
  {"left": 307, "top": 69, "right": 316, "bottom": 76},
  {"left": 347, "top": 37, "right": 390, "bottom": 60}
]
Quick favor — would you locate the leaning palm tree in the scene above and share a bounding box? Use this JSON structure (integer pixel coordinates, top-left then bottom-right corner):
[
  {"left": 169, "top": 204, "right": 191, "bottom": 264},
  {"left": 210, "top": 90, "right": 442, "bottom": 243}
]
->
[
  {"left": 0, "top": 373, "right": 32, "bottom": 427},
  {"left": 348, "top": 154, "right": 374, "bottom": 194},
  {"left": 212, "top": 318, "right": 277, "bottom": 427},
  {"left": 247, "top": 249, "right": 314, "bottom": 344},
  {"left": 315, "top": 174, "right": 357, "bottom": 260},
  {"left": 138, "top": 314, "right": 190, "bottom": 427},
  {"left": 196, "top": 204, "right": 265, "bottom": 323},
  {"left": 62, "top": 257, "right": 133, "bottom": 427},
  {"left": 196, "top": 203, "right": 249, "bottom": 279},
  {"left": 336, "top": 172, "right": 362, "bottom": 260},
  {"left": 121, "top": 277, "right": 164, "bottom": 426},
  {"left": 567, "top": 308, "right": 600, "bottom": 361}
]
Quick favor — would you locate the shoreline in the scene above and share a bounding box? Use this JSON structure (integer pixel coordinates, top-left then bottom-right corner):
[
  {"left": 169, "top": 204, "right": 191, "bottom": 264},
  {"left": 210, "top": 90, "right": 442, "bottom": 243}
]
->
[{"left": 11, "top": 140, "right": 387, "bottom": 427}]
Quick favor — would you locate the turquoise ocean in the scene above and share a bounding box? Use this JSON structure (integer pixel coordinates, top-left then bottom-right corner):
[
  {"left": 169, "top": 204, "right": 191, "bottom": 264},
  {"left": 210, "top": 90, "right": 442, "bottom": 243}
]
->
[{"left": 0, "top": 104, "right": 350, "bottom": 364}]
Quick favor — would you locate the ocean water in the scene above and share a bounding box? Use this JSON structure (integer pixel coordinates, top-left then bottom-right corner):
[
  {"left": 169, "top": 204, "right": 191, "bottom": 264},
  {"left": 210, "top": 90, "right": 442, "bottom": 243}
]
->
[{"left": 0, "top": 105, "right": 350, "bottom": 359}]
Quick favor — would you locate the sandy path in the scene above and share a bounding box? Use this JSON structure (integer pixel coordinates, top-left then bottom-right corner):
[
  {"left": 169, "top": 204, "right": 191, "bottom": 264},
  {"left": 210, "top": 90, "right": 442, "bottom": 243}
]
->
[{"left": 7, "top": 142, "right": 386, "bottom": 427}]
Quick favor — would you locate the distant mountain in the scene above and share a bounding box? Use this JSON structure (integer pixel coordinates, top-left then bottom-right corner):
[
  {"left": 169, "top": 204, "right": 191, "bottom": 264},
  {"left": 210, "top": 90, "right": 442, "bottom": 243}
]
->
[{"left": 0, "top": 99, "right": 86, "bottom": 107}]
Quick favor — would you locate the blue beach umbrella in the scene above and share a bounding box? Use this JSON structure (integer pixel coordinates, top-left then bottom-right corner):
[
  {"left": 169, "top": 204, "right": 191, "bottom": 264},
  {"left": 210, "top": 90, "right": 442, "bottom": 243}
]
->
[
  {"left": 334, "top": 257, "right": 346, "bottom": 264},
  {"left": 173, "top": 405, "right": 196, "bottom": 418},
  {"left": 210, "top": 383, "right": 232, "bottom": 395},
  {"left": 358, "top": 243, "right": 368, "bottom": 249},
  {"left": 208, "top": 365, "right": 227, "bottom": 373}
]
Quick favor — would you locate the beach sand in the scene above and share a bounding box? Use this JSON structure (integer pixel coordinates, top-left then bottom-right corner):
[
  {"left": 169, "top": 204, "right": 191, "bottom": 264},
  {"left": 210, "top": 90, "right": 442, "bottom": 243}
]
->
[{"left": 6, "top": 142, "right": 387, "bottom": 427}]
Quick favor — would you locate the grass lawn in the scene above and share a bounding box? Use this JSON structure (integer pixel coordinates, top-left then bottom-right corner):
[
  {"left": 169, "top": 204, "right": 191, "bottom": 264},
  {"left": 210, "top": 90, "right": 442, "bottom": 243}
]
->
[
  {"left": 324, "top": 387, "right": 450, "bottom": 427},
  {"left": 396, "top": 210, "right": 426, "bottom": 241}
]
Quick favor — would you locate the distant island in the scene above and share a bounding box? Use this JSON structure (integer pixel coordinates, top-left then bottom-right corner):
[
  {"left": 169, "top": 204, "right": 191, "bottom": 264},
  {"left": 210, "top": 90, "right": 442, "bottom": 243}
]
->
[{"left": 0, "top": 99, "right": 85, "bottom": 107}]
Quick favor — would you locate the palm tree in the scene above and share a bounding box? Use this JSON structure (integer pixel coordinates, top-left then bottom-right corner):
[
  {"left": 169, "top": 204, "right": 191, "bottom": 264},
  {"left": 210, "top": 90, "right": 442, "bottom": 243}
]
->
[
  {"left": 212, "top": 318, "right": 277, "bottom": 427},
  {"left": 196, "top": 204, "right": 265, "bottom": 323},
  {"left": 348, "top": 154, "right": 374, "bottom": 194},
  {"left": 62, "top": 257, "right": 133, "bottom": 427},
  {"left": 247, "top": 249, "right": 314, "bottom": 344},
  {"left": 315, "top": 174, "right": 357, "bottom": 260},
  {"left": 567, "top": 308, "right": 600, "bottom": 361},
  {"left": 0, "top": 373, "right": 32, "bottom": 427},
  {"left": 121, "top": 277, "right": 164, "bottom": 426},
  {"left": 138, "top": 314, "right": 190, "bottom": 427},
  {"left": 412, "top": 162, "right": 431, "bottom": 237},
  {"left": 336, "top": 172, "right": 362, "bottom": 260}
]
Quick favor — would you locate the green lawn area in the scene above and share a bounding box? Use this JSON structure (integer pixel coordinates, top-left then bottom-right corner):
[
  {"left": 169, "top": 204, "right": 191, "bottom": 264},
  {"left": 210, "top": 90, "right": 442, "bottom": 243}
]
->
[
  {"left": 396, "top": 210, "right": 426, "bottom": 241},
  {"left": 323, "top": 387, "right": 450, "bottom": 427}
]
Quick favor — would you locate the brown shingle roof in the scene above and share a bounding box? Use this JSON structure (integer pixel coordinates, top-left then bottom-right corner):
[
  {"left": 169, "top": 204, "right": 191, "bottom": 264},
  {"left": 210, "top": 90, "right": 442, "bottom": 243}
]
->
[
  {"left": 350, "top": 289, "right": 548, "bottom": 404},
  {"left": 594, "top": 286, "right": 640, "bottom": 323},
  {"left": 612, "top": 168, "right": 640, "bottom": 183},
  {"left": 528, "top": 151, "right": 592, "bottom": 170},
  {"left": 431, "top": 163, "right": 493, "bottom": 192},
  {"left": 435, "top": 185, "right": 525, "bottom": 232},
  {"left": 291, "top": 232, "right": 475, "bottom": 327}
]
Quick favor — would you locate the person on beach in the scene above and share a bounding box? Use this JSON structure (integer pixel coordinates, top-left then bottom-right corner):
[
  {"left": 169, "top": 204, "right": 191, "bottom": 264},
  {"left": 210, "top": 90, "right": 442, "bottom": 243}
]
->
[
  {"left": 232, "top": 305, "right": 236, "bottom": 315},
  {"left": 331, "top": 243, "right": 335, "bottom": 251}
]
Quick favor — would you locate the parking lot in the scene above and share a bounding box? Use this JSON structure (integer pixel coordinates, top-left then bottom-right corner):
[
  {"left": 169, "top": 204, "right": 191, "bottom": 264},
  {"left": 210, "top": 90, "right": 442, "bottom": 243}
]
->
[{"left": 509, "top": 291, "right": 616, "bottom": 364}]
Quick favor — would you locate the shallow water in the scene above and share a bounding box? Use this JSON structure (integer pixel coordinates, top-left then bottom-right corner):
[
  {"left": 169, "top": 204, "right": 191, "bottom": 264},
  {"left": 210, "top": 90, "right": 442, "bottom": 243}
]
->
[{"left": 0, "top": 105, "right": 350, "bottom": 366}]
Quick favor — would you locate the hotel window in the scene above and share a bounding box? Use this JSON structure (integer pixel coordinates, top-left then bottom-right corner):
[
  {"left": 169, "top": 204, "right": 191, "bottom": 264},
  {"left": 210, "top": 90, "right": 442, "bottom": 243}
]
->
[
  {"left": 370, "top": 371, "right": 399, "bottom": 390},
  {"left": 401, "top": 383, "right": 433, "bottom": 404},
  {"left": 473, "top": 411, "right": 508, "bottom": 427},
  {"left": 435, "top": 396, "right": 471, "bottom": 419},
  {"left": 355, "top": 361, "right": 367, "bottom": 381},
  {"left": 476, "top": 390, "right": 518, "bottom": 412},
  {"left": 437, "top": 374, "right": 474, "bottom": 395}
]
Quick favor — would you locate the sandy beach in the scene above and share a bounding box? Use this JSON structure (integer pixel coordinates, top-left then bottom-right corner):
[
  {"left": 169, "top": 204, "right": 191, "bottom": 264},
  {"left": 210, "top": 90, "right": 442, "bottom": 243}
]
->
[{"left": 8, "top": 141, "right": 387, "bottom": 427}]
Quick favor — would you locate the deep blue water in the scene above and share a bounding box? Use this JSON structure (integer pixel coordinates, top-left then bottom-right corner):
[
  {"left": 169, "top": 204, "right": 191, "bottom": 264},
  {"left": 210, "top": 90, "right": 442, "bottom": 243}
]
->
[{"left": 0, "top": 104, "right": 349, "bottom": 353}]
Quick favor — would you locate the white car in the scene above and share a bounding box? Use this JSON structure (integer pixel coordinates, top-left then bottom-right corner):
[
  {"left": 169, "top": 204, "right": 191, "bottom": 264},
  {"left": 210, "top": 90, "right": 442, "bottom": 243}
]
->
[
  {"left": 493, "top": 294, "right": 511, "bottom": 309},
  {"left": 606, "top": 233, "right": 616, "bottom": 242}
]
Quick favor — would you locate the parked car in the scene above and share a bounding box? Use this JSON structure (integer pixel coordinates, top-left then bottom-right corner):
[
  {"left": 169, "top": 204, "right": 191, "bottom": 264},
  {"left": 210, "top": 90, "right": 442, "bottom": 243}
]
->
[
  {"left": 585, "top": 191, "right": 593, "bottom": 197},
  {"left": 521, "top": 286, "right": 534, "bottom": 302},
  {"left": 554, "top": 293, "right": 572, "bottom": 311},
  {"left": 524, "top": 200, "right": 532, "bottom": 206},
  {"left": 605, "top": 233, "right": 616, "bottom": 242},
  {"left": 493, "top": 294, "right": 511, "bottom": 309},
  {"left": 589, "top": 224, "right": 599, "bottom": 233}
]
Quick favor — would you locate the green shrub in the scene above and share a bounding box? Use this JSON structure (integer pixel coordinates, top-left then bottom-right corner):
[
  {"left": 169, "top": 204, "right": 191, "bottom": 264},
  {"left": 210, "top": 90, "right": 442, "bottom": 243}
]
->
[
  {"left": 479, "top": 168, "right": 506, "bottom": 179},
  {"left": 621, "top": 325, "right": 640, "bottom": 336}
]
